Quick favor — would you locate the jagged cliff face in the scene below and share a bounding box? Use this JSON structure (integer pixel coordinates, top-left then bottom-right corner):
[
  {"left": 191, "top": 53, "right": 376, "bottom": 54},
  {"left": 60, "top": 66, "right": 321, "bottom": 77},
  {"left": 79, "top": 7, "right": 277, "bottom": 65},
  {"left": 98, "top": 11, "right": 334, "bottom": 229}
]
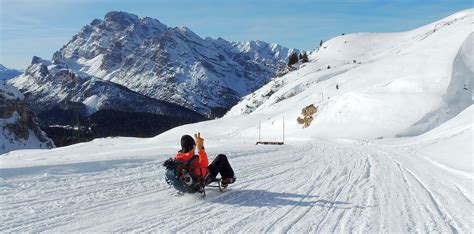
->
[
  {"left": 0, "top": 81, "right": 54, "bottom": 154},
  {"left": 54, "top": 11, "right": 297, "bottom": 115},
  {"left": 10, "top": 59, "right": 204, "bottom": 119}
]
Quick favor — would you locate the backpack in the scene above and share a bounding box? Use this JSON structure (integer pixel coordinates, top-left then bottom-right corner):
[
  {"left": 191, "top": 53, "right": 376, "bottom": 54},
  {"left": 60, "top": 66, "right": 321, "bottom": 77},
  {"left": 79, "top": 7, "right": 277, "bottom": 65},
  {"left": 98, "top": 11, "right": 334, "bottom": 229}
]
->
[{"left": 163, "top": 155, "right": 204, "bottom": 193}]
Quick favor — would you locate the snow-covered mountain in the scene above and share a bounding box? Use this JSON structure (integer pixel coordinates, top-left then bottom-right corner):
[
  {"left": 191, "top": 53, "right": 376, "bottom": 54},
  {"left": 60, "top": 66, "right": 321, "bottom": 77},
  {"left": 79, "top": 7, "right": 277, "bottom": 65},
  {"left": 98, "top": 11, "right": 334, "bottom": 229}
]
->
[
  {"left": 0, "top": 80, "right": 54, "bottom": 154},
  {"left": 52, "top": 11, "right": 297, "bottom": 115},
  {"left": 0, "top": 64, "right": 22, "bottom": 80},
  {"left": 226, "top": 9, "right": 473, "bottom": 139},
  {"left": 10, "top": 57, "right": 203, "bottom": 119},
  {"left": 8, "top": 57, "right": 205, "bottom": 147},
  {"left": 0, "top": 9, "right": 472, "bottom": 233}
]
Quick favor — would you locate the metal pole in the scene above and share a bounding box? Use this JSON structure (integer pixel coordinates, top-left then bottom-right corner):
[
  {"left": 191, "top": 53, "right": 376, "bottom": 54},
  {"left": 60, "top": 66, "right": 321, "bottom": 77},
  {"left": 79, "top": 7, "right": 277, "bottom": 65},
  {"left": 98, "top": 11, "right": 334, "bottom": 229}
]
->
[
  {"left": 282, "top": 116, "right": 285, "bottom": 143},
  {"left": 258, "top": 120, "right": 261, "bottom": 142}
]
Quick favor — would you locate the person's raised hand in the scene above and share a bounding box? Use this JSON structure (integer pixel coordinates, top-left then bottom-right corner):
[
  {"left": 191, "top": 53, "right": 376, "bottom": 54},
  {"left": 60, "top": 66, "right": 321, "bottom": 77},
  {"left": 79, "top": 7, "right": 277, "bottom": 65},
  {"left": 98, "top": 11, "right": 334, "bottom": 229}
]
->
[{"left": 194, "top": 132, "right": 205, "bottom": 152}]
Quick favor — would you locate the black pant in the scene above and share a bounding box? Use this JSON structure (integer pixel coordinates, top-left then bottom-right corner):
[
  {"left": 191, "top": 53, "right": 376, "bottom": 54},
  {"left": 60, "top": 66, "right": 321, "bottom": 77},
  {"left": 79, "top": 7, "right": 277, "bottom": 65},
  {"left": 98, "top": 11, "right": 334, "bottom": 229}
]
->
[{"left": 208, "top": 154, "right": 234, "bottom": 179}]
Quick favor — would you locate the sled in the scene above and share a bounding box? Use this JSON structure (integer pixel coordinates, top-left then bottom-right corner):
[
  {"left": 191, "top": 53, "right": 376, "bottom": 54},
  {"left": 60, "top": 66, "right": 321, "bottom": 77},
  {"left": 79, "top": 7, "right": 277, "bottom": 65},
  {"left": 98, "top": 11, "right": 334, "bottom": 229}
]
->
[{"left": 199, "top": 178, "right": 229, "bottom": 197}]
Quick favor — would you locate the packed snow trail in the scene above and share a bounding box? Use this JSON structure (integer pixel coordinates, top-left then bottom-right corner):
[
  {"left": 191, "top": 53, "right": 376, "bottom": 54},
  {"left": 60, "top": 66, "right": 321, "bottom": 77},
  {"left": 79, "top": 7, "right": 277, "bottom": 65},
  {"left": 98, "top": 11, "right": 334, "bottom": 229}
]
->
[{"left": 1, "top": 140, "right": 471, "bottom": 232}]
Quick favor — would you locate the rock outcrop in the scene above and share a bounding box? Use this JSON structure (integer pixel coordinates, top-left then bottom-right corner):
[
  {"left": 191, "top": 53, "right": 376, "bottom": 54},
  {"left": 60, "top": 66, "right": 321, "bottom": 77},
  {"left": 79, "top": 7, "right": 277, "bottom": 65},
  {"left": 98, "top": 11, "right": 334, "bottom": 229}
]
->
[{"left": 1, "top": 81, "right": 54, "bottom": 154}]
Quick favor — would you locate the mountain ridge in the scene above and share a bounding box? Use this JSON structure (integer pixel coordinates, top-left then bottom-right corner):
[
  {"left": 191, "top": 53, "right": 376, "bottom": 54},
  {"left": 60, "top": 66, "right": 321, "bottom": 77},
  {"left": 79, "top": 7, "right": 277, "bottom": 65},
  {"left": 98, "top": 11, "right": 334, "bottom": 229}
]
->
[
  {"left": 0, "top": 64, "right": 22, "bottom": 81},
  {"left": 52, "top": 11, "right": 298, "bottom": 115}
]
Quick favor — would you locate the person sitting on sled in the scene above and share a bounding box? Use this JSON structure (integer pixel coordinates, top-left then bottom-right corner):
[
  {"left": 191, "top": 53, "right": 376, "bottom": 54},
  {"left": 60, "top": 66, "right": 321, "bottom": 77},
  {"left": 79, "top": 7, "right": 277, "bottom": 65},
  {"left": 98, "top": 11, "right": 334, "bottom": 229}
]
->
[{"left": 165, "top": 132, "right": 236, "bottom": 192}]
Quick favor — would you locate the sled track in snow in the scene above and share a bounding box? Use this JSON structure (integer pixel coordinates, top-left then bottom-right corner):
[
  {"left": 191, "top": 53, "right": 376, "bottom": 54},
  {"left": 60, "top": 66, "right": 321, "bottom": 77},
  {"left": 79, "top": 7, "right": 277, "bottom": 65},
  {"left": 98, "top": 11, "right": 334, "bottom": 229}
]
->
[{"left": 0, "top": 140, "right": 472, "bottom": 232}]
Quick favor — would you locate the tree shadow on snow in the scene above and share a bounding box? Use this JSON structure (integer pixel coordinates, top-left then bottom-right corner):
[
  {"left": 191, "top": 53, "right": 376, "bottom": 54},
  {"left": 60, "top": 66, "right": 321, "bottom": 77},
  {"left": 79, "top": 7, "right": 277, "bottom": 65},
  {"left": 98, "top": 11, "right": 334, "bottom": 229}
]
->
[{"left": 208, "top": 189, "right": 357, "bottom": 209}]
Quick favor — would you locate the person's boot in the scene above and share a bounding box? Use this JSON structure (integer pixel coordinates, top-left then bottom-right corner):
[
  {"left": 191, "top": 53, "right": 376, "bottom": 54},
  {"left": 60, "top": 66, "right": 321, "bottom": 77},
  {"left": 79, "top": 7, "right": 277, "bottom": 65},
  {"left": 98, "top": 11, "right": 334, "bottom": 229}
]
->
[{"left": 221, "top": 175, "right": 236, "bottom": 187}]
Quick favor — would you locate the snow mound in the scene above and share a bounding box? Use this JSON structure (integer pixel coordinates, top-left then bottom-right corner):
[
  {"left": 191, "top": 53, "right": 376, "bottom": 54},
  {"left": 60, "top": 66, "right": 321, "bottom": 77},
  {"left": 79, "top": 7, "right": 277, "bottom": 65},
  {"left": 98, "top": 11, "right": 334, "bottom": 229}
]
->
[{"left": 405, "top": 105, "right": 473, "bottom": 174}]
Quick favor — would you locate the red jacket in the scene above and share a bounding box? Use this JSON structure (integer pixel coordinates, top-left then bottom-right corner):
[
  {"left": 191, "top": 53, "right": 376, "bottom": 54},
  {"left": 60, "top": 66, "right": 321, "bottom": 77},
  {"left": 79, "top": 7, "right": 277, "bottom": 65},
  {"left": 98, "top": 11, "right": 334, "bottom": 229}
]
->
[{"left": 175, "top": 151, "right": 208, "bottom": 177}]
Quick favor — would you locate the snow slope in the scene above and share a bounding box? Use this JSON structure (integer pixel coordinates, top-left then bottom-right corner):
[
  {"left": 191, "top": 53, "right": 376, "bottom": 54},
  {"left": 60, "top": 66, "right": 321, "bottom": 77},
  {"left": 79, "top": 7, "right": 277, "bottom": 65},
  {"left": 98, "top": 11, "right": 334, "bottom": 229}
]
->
[
  {"left": 0, "top": 9, "right": 472, "bottom": 233},
  {"left": 1, "top": 98, "right": 472, "bottom": 232},
  {"left": 0, "top": 118, "right": 472, "bottom": 232},
  {"left": 381, "top": 105, "right": 473, "bottom": 175},
  {"left": 227, "top": 9, "right": 473, "bottom": 139}
]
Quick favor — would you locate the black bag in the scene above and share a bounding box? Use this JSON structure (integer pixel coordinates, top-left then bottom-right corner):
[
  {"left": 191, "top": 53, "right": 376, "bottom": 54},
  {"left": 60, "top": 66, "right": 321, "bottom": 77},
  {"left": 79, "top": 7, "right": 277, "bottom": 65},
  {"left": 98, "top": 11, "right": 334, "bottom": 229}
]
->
[{"left": 164, "top": 155, "right": 203, "bottom": 193}]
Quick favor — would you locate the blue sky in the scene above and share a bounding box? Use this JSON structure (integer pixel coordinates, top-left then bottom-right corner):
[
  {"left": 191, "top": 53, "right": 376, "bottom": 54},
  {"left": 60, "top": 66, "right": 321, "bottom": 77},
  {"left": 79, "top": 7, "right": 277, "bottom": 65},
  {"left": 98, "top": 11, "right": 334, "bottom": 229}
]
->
[{"left": 0, "top": 0, "right": 472, "bottom": 69}]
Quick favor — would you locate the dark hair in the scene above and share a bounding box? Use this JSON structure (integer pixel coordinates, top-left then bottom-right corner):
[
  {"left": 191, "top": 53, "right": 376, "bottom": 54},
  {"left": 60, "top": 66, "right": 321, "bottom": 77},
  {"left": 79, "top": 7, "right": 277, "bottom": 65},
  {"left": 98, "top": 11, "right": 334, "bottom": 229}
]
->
[{"left": 180, "top": 135, "right": 195, "bottom": 153}]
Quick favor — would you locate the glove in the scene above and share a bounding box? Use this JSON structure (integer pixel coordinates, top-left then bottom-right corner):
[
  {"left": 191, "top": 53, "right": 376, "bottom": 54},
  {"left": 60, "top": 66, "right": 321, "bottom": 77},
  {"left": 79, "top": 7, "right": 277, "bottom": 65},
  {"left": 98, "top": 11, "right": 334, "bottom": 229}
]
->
[{"left": 194, "top": 132, "right": 205, "bottom": 152}]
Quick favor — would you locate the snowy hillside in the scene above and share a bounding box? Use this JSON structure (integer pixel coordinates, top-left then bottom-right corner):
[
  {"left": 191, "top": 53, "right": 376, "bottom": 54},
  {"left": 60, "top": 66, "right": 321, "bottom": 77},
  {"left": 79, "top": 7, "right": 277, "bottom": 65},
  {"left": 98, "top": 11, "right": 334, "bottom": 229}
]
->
[
  {"left": 227, "top": 9, "right": 473, "bottom": 139},
  {"left": 0, "top": 9, "right": 472, "bottom": 233},
  {"left": 0, "top": 64, "right": 22, "bottom": 80},
  {"left": 0, "top": 81, "right": 54, "bottom": 154},
  {"left": 52, "top": 11, "right": 297, "bottom": 115}
]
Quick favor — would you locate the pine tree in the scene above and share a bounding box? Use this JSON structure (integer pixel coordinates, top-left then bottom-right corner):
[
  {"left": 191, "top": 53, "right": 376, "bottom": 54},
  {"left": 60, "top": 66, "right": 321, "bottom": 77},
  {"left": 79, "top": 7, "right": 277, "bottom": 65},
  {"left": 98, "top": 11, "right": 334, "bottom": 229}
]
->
[{"left": 301, "top": 51, "right": 309, "bottom": 63}]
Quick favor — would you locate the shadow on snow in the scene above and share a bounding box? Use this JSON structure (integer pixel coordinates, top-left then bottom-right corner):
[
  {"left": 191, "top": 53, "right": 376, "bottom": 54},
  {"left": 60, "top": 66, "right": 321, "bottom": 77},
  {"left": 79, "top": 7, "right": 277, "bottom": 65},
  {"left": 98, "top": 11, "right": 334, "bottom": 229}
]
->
[{"left": 208, "top": 189, "right": 366, "bottom": 209}]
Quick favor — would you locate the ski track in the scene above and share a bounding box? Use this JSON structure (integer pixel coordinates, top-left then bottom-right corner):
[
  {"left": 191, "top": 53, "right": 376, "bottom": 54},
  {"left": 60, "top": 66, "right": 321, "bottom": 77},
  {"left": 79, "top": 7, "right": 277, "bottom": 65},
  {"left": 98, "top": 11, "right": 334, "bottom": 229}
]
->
[{"left": 0, "top": 140, "right": 472, "bottom": 232}]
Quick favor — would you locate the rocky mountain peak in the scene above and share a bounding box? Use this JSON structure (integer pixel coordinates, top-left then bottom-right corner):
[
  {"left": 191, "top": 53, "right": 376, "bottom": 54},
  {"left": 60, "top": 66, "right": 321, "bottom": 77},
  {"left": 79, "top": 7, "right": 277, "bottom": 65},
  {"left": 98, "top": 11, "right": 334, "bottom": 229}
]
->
[
  {"left": 16, "top": 11, "right": 298, "bottom": 117},
  {"left": 104, "top": 11, "right": 140, "bottom": 28}
]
